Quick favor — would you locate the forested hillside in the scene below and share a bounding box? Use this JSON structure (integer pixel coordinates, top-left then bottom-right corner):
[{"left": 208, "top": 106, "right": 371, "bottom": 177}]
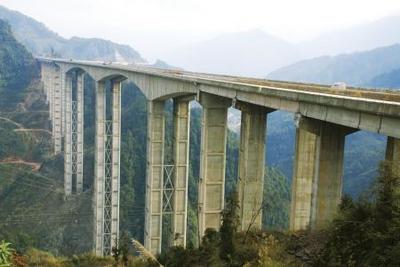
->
[
  {"left": 0, "top": 18, "right": 93, "bottom": 256},
  {"left": 0, "top": 19, "right": 37, "bottom": 107}
]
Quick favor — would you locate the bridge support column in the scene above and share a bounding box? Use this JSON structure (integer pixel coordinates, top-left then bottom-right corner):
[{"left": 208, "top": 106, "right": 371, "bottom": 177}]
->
[
  {"left": 110, "top": 81, "right": 121, "bottom": 250},
  {"left": 93, "top": 80, "right": 121, "bottom": 256},
  {"left": 198, "top": 93, "right": 231, "bottom": 237},
  {"left": 64, "top": 73, "right": 73, "bottom": 196},
  {"left": 40, "top": 67, "right": 48, "bottom": 103},
  {"left": 172, "top": 97, "right": 191, "bottom": 247},
  {"left": 52, "top": 68, "right": 63, "bottom": 154},
  {"left": 237, "top": 103, "right": 269, "bottom": 231},
  {"left": 61, "top": 70, "right": 65, "bottom": 141},
  {"left": 386, "top": 137, "right": 400, "bottom": 177},
  {"left": 64, "top": 73, "right": 85, "bottom": 196},
  {"left": 76, "top": 73, "right": 85, "bottom": 193},
  {"left": 145, "top": 100, "right": 165, "bottom": 255},
  {"left": 94, "top": 81, "right": 106, "bottom": 256},
  {"left": 290, "top": 117, "right": 353, "bottom": 231},
  {"left": 46, "top": 69, "right": 53, "bottom": 121}
]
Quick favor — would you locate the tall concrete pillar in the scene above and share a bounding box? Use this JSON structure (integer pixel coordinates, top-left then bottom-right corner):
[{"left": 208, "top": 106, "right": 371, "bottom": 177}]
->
[
  {"left": 63, "top": 73, "right": 73, "bottom": 196},
  {"left": 145, "top": 100, "right": 165, "bottom": 255},
  {"left": 46, "top": 75, "right": 50, "bottom": 104},
  {"left": 237, "top": 103, "right": 269, "bottom": 231},
  {"left": 386, "top": 137, "right": 400, "bottom": 177},
  {"left": 198, "top": 93, "right": 231, "bottom": 236},
  {"left": 52, "top": 69, "right": 63, "bottom": 154},
  {"left": 94, "top": 81, "right": 106, "bottom": 256},
  {"left": 61, "top": 69, "right": 65, "bottom": 140},
  {"left": 76, "top": 73, "right": 85, "bottom": 193},
  {"left": 172, "top": 98, "right": 191, "bottom": 247},
  {"left": 290, "top": 116, "right": 353, "bottom": 231},
  {"left": 64, "top": 72, "right": 85, "bottom": 196},
  {"left": 44, "top": 73, "right": 49, "bottom": 104},
  {"left": 48, "top": 70, "right": 54, "bottom": 120},
  {"left": 40, "top": 67, "right": 48, "bottom": 101},
  {"left": 93, "top": 80, "right": 122, "bottom": 256},
  {"left": 110, "top": 81, "right": 121, "bottom": 249}
]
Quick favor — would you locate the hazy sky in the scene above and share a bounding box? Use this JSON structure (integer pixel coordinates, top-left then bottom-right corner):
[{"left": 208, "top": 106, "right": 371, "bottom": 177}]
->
[{"left": 1, "top": 0, "right": 400, "bottom": 60}]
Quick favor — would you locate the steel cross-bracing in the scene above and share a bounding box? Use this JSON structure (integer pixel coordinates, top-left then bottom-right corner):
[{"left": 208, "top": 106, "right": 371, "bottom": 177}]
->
[{"left": 162, "top": 164, "right": 175, "bottom": 214}]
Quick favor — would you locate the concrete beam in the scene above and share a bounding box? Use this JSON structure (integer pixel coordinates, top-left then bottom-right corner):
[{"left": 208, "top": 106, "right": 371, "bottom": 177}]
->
[
  {"left": 198, "top": 92, "right": 231, "bottom": 236},
  {"left": 145, "top": 100, "right": 165, "bottom": 255},
  {"left": 236, "top": 103, "right": 270, "bottom": 231},
  {"left": 290, "top": 116, "right": 355, "bottom": 231},
  {"left": 172, "top": 98, "right": 190, "bottom": 247}
]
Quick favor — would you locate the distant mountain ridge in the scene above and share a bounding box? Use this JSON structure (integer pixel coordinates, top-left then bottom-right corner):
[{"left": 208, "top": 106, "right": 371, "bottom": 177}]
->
[
  {"left": 161, "top": 29, "right": 301, "bottom": 77},
  {"left": 160, "top": 15, "right": 400, "bottom": 77},
  {"left": 299, "top": 16, "right": 400, "bottom": 58},
  {"left": 267, "top": 44, "right": 400, "bottom": 87},
  {"left": 368, "top": 68, "right": 400, "bottom": 89},
  {"left": 0, "top": 5, "right": 145, "bottom": 63}
]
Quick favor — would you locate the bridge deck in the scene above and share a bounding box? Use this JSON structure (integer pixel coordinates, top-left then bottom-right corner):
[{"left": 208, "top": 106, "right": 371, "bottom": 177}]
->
[{"left": 39, "top": 58, "right": 400, "bottom": 104}]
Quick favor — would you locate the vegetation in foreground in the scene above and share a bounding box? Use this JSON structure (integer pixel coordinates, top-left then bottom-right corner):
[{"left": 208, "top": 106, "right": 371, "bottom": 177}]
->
[{"left": 3, "top": 161, "right": 398, "bottom": 267}]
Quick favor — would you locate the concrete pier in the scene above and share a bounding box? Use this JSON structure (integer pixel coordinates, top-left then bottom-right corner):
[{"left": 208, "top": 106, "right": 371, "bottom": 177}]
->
[
  {"left": 172, "top": 97, "right": 191, "bottom": 247},
  {"left": 52, "top": 68, "right": 63, "bottom": 154},
  {"left": 76, "top": 73, "right": 84, "bottom": 193},
  {"left": 110, "top": 81, "right": 121, "bottom": 249},
  {"left": 93, "top": 81, "right": 106, "bottom": 255},
  {"left": 145, "top": 100, "right": 166, "bottom": 255},
  {"left": 198, "top": 93, "right": 231, "bottom": 236},
  {"left": 64, "top": 73, "right": 73, "bottom": 196},
  {"left": 64, "top": 72, "right": 85, "bottom": 196},
  {"left": 290, "top": 116, "right": 354, "bottom": 230},
  {"left": 237, "top": 103, "right": 269, "bottom": 231},
  {"left": 93, "top": 80, "right": 122, "bottom": 256}
]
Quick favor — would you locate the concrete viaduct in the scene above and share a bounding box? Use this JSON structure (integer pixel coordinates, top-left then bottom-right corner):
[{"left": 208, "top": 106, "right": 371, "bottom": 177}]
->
[{"left": 39, "top": 58, "right": 400, "bottom": 256}]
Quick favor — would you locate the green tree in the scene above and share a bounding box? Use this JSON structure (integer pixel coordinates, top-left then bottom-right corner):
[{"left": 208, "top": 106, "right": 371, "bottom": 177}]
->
[
  {"left": 220, "top": 191, "right": 240, "bottom": 264},
  {"left": 199, "top": 228, "right": 222, "bottom": 267},
  {"left": 318, "top": 162, "right": 400, "bottom": 266}
]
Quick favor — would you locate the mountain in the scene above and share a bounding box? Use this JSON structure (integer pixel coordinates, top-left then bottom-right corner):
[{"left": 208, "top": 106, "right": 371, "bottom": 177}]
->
[
  {"left": 0, "top": 18, "right": 93, "bottom": 255},
  {"left": 160, "top": 29, "right": 301, "bottom": 77},
  {"left": 299, "top": 16, "right": 400, "bottom": 58},
  {"left": 368, "top": 68, "right": 400, "bottom": 89},
  {"left": 0, "top": 5, "right": 145, "bottom": 63},
  {"left": 0, "top": 19, "right": 38, "bottom": 108},
  {"left": 267, "top": 44, "right": 400, "bottom": 86}
]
